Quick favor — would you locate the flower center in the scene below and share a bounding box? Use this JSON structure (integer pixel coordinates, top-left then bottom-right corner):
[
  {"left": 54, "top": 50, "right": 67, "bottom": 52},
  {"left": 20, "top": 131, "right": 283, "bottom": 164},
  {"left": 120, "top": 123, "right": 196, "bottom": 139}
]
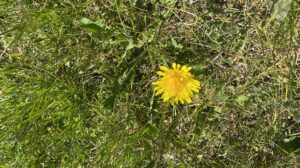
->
[{"left": 169, "top": 72, "right": 186, "bottom": 92}]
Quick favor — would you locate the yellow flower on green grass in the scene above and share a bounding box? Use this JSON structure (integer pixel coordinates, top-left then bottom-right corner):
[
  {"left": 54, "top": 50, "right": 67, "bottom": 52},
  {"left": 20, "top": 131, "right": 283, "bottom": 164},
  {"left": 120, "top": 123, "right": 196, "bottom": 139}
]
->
[{"left": 152, "top": 63, "right": 200, "bottom": 104}]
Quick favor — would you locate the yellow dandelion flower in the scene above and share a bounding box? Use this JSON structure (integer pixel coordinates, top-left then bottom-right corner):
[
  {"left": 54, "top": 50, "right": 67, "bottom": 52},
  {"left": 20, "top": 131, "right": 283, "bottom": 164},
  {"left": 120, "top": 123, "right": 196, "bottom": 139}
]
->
[{"left": 152, "top": 63, "right": 200, "bottom": 104}]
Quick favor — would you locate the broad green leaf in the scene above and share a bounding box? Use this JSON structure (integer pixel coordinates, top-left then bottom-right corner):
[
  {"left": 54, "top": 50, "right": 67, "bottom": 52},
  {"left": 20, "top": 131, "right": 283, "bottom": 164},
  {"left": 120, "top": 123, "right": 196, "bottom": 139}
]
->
[
  {"left": 80, "top": 23, "right": 103, "bottom": 34},
  {"left": 80, "top": 18, "right": 106, "bottom": 34},
  {"left": 126, "top": 40, "right": 135, "bottom": 51},
  {"left": 235, "top": 95, "right": 249, "bottom": 107},
  {"left": 294, "top": 110, "right": 300, "bottom": 123},
  {"left": 271, "top": 0, "right": 293, "bottom": 20},
  {"left": 79, "top": 17, "right": 92, "bottom": 25},
  {"left": 214, "top": 106, "right": 222, "bottom": 113},
  {"left": 171, "top": 37, "right": 183, "bottom": 49}
]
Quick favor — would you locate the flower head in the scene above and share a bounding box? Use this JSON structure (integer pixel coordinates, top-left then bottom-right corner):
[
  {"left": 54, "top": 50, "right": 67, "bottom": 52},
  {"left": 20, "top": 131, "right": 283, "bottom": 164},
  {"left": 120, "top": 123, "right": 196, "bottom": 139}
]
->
[{"left": 152, "top": 63, "right": 200, "bottom": 104}]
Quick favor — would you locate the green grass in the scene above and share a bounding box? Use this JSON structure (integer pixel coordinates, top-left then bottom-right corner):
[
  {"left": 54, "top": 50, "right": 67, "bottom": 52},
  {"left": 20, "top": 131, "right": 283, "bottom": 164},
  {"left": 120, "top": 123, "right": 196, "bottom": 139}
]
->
[{"left": 0, "top": 0, "right": 300, "bottom": 167}]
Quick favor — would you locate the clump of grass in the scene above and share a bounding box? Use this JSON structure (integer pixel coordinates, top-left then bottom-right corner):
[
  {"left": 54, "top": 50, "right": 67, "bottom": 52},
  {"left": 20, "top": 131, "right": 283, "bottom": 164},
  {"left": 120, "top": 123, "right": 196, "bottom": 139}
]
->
[{"left": 1, "top": 0, "right": 299, "bottom": 167}]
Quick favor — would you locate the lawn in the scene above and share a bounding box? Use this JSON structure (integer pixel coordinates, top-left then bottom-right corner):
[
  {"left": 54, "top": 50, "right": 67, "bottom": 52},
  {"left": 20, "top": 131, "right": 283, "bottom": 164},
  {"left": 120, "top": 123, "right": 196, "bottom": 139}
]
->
[{"left": 0, "top": 0, "right": 300, "bottom": 167}]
